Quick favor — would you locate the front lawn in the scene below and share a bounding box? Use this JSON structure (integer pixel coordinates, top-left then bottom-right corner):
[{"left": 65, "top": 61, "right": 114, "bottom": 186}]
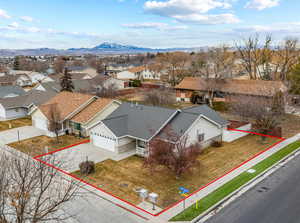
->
[
  {"left": 72, "top": 134, "right": 279, "bottom": 209},
  {"left": 0, "top": 117, "right": 32, "bottom": 131},
  {"left": 171, "top": 140, "right": 300, "bottom": 221},
  {"left": 9, "top": 135, "right": 86, "bottom": 157}
]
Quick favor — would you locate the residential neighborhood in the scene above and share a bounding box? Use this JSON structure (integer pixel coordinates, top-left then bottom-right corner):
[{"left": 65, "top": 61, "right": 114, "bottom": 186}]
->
[{"left": 0, "top": 1, "right": 300, "bottom": 223}]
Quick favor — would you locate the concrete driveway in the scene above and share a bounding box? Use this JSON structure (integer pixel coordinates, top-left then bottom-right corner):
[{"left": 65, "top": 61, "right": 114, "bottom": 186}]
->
[
  {"left": 48, "top": 143, "right": 136, "bottom": 172},
  {"left": 0, "top": 126, "right": 45, "bottom": 145}
]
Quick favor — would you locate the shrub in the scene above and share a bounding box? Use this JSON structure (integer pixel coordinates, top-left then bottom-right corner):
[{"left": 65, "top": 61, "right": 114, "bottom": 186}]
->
[
  {"left": 212, "top": 101, "right": 228, "bottom": 111},
  {"left": 79, "top": 160, "right": 95, "bottom": 175},
  {"left": 211, "top": 140, "right": 223, "bottom": 148},
  {"left": 129, "top": 79, "right": 142, "bottom": 87}
]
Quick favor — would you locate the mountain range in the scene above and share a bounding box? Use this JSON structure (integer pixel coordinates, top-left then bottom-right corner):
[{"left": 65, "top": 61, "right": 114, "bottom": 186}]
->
[{"left": 0, "top": 42, "right": 208, "bottom": 56}]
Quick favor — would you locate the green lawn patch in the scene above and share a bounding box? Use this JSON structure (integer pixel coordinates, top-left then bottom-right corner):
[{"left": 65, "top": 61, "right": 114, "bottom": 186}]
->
[{"left": 171, "top": 140, "right": 300, "bottom": 221}]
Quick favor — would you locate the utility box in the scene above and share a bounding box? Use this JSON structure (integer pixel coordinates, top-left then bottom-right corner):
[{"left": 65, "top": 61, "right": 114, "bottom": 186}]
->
[
  {"left": 139, "top": 189, "right": 148, "bottom": 200},
  {"left": 148, "top": 192, "right": 158, "bottom": 204}
]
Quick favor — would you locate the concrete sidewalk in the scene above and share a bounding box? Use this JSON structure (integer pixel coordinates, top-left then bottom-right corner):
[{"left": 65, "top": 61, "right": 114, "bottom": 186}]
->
[{"left": 157, "top": 134, "right": 300, "bottom": 221}]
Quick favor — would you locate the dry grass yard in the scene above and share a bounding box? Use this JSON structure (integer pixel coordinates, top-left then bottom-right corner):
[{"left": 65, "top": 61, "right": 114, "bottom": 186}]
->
[
  {"left": 9, "top": 135, "right": 86, "bottom": 157},
  {"left": 0, "top": 117, "right": 32, "bottom": 131},
  {"left": 73, "top": 134, "right": 279, "bottom": 209}
]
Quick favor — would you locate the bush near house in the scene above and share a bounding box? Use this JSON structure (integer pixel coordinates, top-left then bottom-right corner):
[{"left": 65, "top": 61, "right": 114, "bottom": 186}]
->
[
  {"left": 129, "top": 79, "right": 142, "bottom": 87},
  {"left": 79, "top": 160, "right": 95, "bottom": 175},
  {"left": 212, "top": 101, "right": 228, "bottom": 112}
]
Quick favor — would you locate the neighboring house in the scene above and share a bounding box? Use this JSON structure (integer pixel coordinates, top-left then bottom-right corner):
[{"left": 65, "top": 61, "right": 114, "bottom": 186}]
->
[
  {"left": 15, "top": 74, "right": 32, "bottom": 87},
  {"left": 0, "top": 75, "right": 19, "bottom": 86},
  {"left": 89, "top": 102, "right": 228, "bottom": 156},
  {"left": 70, "top": 98, "right": 121, "bottom": 137},
  {"left": 31, "top": 92, "right": 119, "bottom": 137},
  {"left": 106, "top": 64, "right": 141, "bottom": 76},
  {"left": 48, "top": 72, "right": 93, "bottom": 82},
  {"left": 92, "top": 75, "right": 125, "bottom": 90},
  {"left": 0, "top": 90, "right": 57, "bottom": 120},
  {"left": 175, "top": 77, "right": 288, "bottom": 104},
  {"left": 0, "top": 86, "right": 26, "bottom": 98},
  {"left": 67, "top": 66, "right": 98, "bottom": 78},
  {"left": 116, "top": 65, "right": 161, "bottom": 80},
  {"left": 34, "top": 75, "right": 125, "bottom": 95}
]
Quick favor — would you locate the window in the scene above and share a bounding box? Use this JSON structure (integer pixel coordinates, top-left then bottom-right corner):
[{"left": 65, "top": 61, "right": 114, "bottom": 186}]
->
[
  {"left": 73, "top": 122, "right": 81, "bottom": 131},
  {"left": 198, "top": 133, "right": 205, "bottom": 142}
]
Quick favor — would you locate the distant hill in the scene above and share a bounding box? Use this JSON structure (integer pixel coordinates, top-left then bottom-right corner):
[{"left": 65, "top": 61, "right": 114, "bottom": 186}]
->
[{"left": 0, "top": 42, "right": 209, "bottom": 56}]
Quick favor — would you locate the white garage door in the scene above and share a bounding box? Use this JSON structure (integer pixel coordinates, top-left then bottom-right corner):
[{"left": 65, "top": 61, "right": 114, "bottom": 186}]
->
[
  {"left": 33, "top": 118, "right": 48, "bottom": 131},
  {"left": 91, "top": 133, "right": 116, "bottom": 152}
]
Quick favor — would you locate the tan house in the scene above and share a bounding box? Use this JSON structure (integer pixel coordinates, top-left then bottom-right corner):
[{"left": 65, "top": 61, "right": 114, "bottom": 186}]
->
[
  {"left": 175, "top": 77, "right": 288, "bottom": 104},
  {"left": 31, "top": 91, "right": 120, "bottom": 137}
]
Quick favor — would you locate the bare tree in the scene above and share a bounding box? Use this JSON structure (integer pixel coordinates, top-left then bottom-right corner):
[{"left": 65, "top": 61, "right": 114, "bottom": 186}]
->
[
  {"left": 157, "top": 52, "right": 190, "bottom": 86},
  {"left": 53, "top": 57, "right": 67, "bottom": 74},
  {"left": 274, "top": 37, "right": 299, "bottom": 81},
  {"left": 95, "top": 82, "right": 119, "bottom": 98},
  {"left": 48, "top": 103, "right": 62, "bottom": 143},
  {"left": 236, "top": 34, "right": 274, "bottom": 80},
  {"left": 144, "top": 126, "right": 202, "bottom": 179},
  {"left": 229, "top": 93, "right": 282, "bottom": 139},
  {"left": 143, "top": 88, "right": 176, "bottom": 106},
  {"left": 0, "top": 152, "right": 79, "bottom": 223}
]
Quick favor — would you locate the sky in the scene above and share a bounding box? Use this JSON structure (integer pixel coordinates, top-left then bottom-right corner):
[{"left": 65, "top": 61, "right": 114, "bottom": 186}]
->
[{"left": 0, "top": 0, "right": 299, "bottom": 49}]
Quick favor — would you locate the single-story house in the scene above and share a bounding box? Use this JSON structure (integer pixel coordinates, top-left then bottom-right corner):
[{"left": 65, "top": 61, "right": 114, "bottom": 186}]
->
[
  {"left": 116, "top": 65, "right": 161, "bottom": 80},
  {"left": 89, "top": 102, "right": 228, "bottom": 156},
  {"left": 31, "top": 92, "right": 120, "bottom": 137},
  {"left": 0, "top": 86, "right": 26, "bottom": 98},
  {"left": 175, "top": 77, "right": 288, "bottom": 104},
  {"left": 67, "top": 66, "right": 98, "bottom": 78},
  {"left": 0, "top": 75, "right": 19, "bottom": 86},
  {"left": 70, "top": 99, "right": 121, "bottom": 137},
  {"left": 0, "top": 89, "right": 57, "bottom": 120},
  {"left": 34, "top": 75, "right": 125, "bottom": 95}
]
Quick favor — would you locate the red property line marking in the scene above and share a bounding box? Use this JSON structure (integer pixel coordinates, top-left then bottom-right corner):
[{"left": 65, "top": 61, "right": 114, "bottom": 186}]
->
[
  {"left": 33, "top": 129, "right": 286, "bottom": 218},
  {"left": 34, "top": 139, "right": 90, "bottom": 159}
]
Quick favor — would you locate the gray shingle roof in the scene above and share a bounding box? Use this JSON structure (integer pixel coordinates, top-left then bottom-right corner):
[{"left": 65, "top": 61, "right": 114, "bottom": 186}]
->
[
  {"left": 0, "top": 86, "right": 26, "bottom": 98},
  {"left": 40, "top": 80, "right": 95, "bottom": 93},
  {"left": 102, "top": 103, "right": 228, "bottom": 141},
  {"left": 182, "top": 105, "right": 229, "bottom": 126},
  {"left": 0, "top": 89, "right": 57, "bottom": 109},
  {"left": 102, "top": 102, "right": 178, "bottom": 140}
]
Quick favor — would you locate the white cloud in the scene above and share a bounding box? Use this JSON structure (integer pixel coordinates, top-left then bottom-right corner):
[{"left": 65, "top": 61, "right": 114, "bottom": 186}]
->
[
  {"left": 144, "top": 0, "right": 231, "bottom": 15},
  {"left": 0, "top": 9, "right": 10, "bottom": 19},
  {"left": 173, "top": 13, "right": 240, "bottom": 24},
  {"left": 8, "top": 22, "right": 19, "bottom": 29},
  {"left": 20, "top": 16, "right": 34, "bottom": 22},
  {"left": 144, "top": 0, "right": 239, "bottom": 24},
  {"left": 245, "top": 0, "right": 279, "bottom": 10},
  {"left": 122, "top": 22, "right": 188, "bottom": 30}
]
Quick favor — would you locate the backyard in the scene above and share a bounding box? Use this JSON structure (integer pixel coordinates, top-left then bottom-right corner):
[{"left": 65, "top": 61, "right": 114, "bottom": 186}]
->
[
  {"left": 72, "top": 134, "right": 279, "bottom": 209},
  {"left": 0, "top": 117, "right": 32, "bottom": 131},
  {"left": 9, "top": 135, "right": 87, "bottom": 157}
]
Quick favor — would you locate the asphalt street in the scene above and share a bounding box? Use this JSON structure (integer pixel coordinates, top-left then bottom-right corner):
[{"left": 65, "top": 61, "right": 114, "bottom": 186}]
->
[{"left": 205, "top": 152, "right": 300, "bottom": 223}]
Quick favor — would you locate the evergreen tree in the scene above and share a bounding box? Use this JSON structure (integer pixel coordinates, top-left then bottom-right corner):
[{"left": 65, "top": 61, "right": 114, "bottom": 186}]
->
[
  {"left": 60, "top": 68, "right": 74, "bottom": 92},
  {"left": 13, "top": 56, "right": 20, "bottom": 70},
  {"left": 289, "top": 59, "right": 300, "bottom": 95}
]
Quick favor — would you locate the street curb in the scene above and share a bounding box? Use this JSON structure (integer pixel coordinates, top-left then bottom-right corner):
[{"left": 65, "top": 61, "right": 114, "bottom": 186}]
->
[{"left": 191, "top": 143, "right": 300, "bottom": 223}]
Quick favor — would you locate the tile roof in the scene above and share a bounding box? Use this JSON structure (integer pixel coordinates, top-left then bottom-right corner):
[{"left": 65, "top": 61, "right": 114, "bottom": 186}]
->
[
  {"left": 128, "top": 66, "right": 146, "bottom": 73},
  {"left": 175, "top": 77, "right": 288, "bottom": 97},
  {"left": 39, "top": 92, "right": 96, "bottom": 121},
  {"left": 71, "top": 98, "right": 113, "bottom": 124}
]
